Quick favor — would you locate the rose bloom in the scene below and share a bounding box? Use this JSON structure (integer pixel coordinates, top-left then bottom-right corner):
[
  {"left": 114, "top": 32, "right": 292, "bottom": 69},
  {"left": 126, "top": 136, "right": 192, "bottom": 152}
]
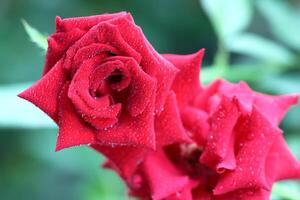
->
[
  {"left": 18, "top": 11, "right": 300, "bottom": 200},
  {"left": 19, "top": 12, "right": 190, "bottom": 151},
  {"left": 94, "top": 51, "right": 300, "bottom": 200}
]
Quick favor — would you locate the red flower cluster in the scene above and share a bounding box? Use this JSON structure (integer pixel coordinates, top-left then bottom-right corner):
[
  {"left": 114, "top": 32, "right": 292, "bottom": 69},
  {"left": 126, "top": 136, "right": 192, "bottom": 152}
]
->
[{"left": 19, "top": 12, "right": 300, "bottom": 200}]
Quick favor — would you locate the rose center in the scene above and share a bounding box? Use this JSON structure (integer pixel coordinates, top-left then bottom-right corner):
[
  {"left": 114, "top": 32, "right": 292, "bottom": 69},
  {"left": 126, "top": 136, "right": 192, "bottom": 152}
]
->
[
  {"left": 107, "top": 69, "right": 123, "bottom": 84},
  {"left": 89, "top": 61, "right": 131, "bottom": 100}
]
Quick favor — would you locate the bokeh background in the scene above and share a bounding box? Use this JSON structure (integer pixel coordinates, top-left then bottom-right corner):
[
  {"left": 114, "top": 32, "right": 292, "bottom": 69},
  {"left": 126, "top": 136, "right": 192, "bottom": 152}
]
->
[{"left": 0, "top": 0, "right": 300, "bottom": 199}]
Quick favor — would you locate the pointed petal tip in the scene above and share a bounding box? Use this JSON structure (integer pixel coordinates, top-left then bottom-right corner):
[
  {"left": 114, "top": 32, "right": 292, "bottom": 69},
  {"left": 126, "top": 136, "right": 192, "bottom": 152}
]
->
[
  {"left": 55, "top": 16, "right": 63, "bottom": 30},
  {"left": 55, "top": 140, "right": 94, "bottom": 152},
  {"left": 17, "top": 88, "right": 36, "bottom": 105},
  {"left": 17, "top": 90, "right": 26, "bottom": 99},
  {"left": 191, "top": 48, "right": 205, "bottom": 65},
  {"left": 290, "top": 93, "right": 299, "bottom": 103},
  {"left": 124, "top": 11, "right": 134, "bottom": 21},
  {"left": 196, "top": 48, "right": 205, "bottom": 57},
  {"left": 55, "top": 143, "right": 64, "bottom": 152},
  {"left": 55, "top": 143, "right": 77, "bottom": 152}
]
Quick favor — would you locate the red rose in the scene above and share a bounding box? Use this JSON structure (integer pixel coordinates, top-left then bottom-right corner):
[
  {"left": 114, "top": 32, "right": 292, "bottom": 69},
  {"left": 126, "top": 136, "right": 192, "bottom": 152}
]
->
[
  {"left": 18, "top": 12, "right": 190, "bottom": 151},
  {"left": 98, "top": 51, "right": 300, "bottom": 199},
  {"left": 19, "top": 12, "right": 300, "bottom": 200}
]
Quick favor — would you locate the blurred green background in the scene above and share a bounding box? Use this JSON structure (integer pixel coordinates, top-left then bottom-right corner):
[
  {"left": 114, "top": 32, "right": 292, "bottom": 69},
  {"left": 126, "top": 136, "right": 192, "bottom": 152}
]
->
[{"left": 0, "top": 0, "right": 299, "bottom": 199}]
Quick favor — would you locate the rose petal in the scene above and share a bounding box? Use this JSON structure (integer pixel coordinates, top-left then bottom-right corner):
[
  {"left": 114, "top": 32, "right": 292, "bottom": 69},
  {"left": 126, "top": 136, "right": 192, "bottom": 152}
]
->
[
  {"left": 163, "top": 49, "right": 205, "bottom": 108},
  {"left": 44, "top": 12, "right": 132, "bottom": 74},
  {"left": 105, "top": 56, "right": 156, "bottom": 117},
  {"left": 55, "top": 12, "right": 132, "bottom": 32},
  {"left": 266, "top": 134, "right": 300, "bottom": 182},
  {"left": 110, "top": 16, "right": 179, "bottom": 113},
  {"left": 127, "top": 172, "right": 151, "bottom": 199},
  {"left": 218, "top": 80, "right": 254, "bottom": 113},
  {"left": 44, "top": 28, "right": 85, "bottom": 74},
  {"left": 155, "top": 91, "right": 192, "bottom": 146},
  {"left": 95, "top": 94, "right": 156, "bottom": 149},
  {"left": 215, "top": 132, "right": 236, "bottom": 173},
  {"left": 89, "top": 59, "right": 130, "bottom": 93},
  {"left": 215, "top": 188, "right": 270, "bottom": 200},
  {"left": 213, "top": 107, "right": 281, "bottom": 195},
  {"left": 254, "top": 93, "right": 299, "bottom": 125},
  {"left": 165, "top": 186, "right": 193, "bottom": 200},
  {"left": 63, "top": 22, "right": 141, "bottom": 72},
  {"left": 200, "top": 96, "right": 240, "bottom": 171},
  {"left": 92, "top": 144, "right": 149, "bottom": 179},
  {"left": 56, "top": 83, "right": 96, "bottom": 151},
  {"left": 141, "top": 150, "right": 189, "bottom": 200},
  {"left": 194, "top": 79, "right": 221, "bottom": 111},
  {"left": 72, "top": 43, "right": 120, "bottom": 72},
  {"left": 68, "top": 56, "right": 122, "bottom": 129},
  {"left": 192, "top": 187, "right": 212, "bottom": 200},
  {"left": 18, "top": 60, "right": 66, "bottom": 122},
  {"left": 181, "top": 106, "right": 209, "bottom": 146}
]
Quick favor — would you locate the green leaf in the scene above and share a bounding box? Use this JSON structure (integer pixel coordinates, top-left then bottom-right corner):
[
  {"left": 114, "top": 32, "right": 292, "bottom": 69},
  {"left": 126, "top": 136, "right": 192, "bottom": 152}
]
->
[
  {"left": 256, "top": 0, "right": 300, "bottom": 51},
  {"left": 21, "top": 19, "right": 48, "bottom": 51},
  {"left": 200, "top": 0, "right": 253, "bottom": 39},
  {"left": 0, "top": 83, "right": 55, "bottom": 128},
  {"left": 226, "top": 33, "right": 295, "bottom": 66}
]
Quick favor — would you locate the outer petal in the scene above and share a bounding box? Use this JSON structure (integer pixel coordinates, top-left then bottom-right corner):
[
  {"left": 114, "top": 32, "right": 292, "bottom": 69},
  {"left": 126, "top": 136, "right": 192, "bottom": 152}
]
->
[
  {"left": 213, "top": 107, "right": 281, "bottom": 195},
  {"left": 214, "top": 188, "right": 270, "bottom": 200},
  {"left": 44, "top": 28, "right": 85, "bottom": 74},
  {"left": 155, "top": 92, "right": 192, "bottom": 146},
  {"left": 127, "top": 171, "right": 151, "bottom": 199},
  {"left": 141, "top": 150, "right": 189, "bottom": 200},
  {"left": 44, "top": 12, "right": 132, "bottom": 74},
  {"left": 55, "top": 12, "right": 131, "bottom": 32},
  {"left": 165, "top": 185, "right": 193, "bottom": 200},
  {"left": 163, "top": 49, "right": 205, "bottom": 107},
  {"left": 218, "top": 80, "right": 254, "bottom": 113},
  {"left": 62, "top": 22, "right": 141, "bottom": 72},
  {"left": 200, "top": 96, "right": 240, "bottom": 172},
  {"left": 254, "top": 93, "right": 299, "bottom": 125},
  {"left": 92, "top": 145, "right": 149, "bottom": 179},
  {"left": 56, "top": 83, "right": 96, "bottom": 151},
  {"left": 266, "top": 134, "right": 300, "bottom": 182},
  {"left": 18, "top": 60, "right": 66, "bottom": 122}
]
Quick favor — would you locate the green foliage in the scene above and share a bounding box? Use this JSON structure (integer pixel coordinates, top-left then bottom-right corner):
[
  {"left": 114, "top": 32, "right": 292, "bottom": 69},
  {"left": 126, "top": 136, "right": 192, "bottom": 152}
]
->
[
  {"left": 226, "top": 33, "right": 294, "bottom": 66},
  {"left": 200, "top": 0, "right": 252, "bottom": 39},
  {"left": 257, "top": 0, "right": 300, "bottom": 51},
  {"left": 200, "top": 0, "right": 299, "bottom": 85},
  {"left": 22, "top": 19, "right": 48, "bottom": 52},
  {"left": 200, "top": 0, "right": 253, "bottom": 68}
]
